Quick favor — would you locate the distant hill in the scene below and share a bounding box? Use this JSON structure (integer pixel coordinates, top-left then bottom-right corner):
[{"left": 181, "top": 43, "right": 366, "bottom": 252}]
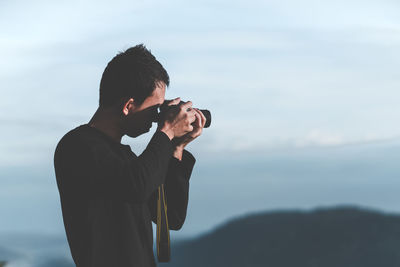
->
[
  {"left": 0, "top": 234, "right": 73, "bottom": 267},
  {"left": 2, "top": 206, "right": 400, "bottom": 267},
  {"left": 163, "top": 206, "right": 400, "bottom": 267},
  {"left": 0, "top": 245, "right": 20, "bottom": 266}
]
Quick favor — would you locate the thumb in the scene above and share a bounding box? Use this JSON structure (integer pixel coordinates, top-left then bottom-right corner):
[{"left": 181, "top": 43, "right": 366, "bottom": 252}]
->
[{"left": 167, "top": 97, "right": 181, "bottom": 106}]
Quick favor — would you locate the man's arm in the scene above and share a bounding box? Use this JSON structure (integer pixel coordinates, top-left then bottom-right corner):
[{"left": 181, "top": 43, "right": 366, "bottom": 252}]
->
[
  {"left": 147, "top": 149, "right": 196, "bottom": 230},
  {"left": 146, "top": 106, "right": 205, "bottom": 230},
  {"left": 54, "top": 130, "right": 174, "bottom": 204}
]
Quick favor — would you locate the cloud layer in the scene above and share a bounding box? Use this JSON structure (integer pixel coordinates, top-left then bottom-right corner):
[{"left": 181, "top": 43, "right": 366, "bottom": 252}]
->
[{"left": 1, "top": 0, "right": 400, "bottom": 164}]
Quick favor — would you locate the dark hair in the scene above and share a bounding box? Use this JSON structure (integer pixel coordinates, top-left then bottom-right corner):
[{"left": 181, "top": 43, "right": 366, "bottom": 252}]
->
[{"left": 99, "top": 44, "right": 169, "bottom": 108}]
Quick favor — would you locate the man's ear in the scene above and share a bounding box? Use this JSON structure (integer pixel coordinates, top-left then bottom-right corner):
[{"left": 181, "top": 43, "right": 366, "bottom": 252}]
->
[{"left": 122, "top": 98, "right": 135, "bottom": 116}]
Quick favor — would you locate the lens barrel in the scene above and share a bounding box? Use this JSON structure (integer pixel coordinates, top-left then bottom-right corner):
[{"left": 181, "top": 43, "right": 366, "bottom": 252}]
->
[{"left": 198, "top": 109, "right": 211, "bottom": 128}]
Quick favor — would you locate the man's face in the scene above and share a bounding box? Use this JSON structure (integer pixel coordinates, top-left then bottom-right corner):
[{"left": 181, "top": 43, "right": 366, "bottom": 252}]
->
[{"left": 123, "top": 82, "right": 166, "bottom": 138}]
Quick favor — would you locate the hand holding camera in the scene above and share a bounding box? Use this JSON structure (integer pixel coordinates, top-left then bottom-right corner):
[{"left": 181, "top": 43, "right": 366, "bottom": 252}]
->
[
  {"left": 172, "top": 106, "right": 207, "bottom": 149},
  {"left": 158, "top": 98, "right": 196, "bottom": 140},
  {"left": 157, "top": 97, "right": 211, "bottom": 143}
]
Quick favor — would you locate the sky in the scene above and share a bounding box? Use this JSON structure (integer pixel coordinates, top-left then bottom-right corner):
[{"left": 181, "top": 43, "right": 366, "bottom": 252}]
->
[{"left": 1, "top": 0, "right": 400, "bottom": 241}]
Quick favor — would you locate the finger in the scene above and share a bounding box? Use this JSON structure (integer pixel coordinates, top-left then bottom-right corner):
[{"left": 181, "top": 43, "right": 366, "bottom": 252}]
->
[
  {"left": 195, "top": 108, "right": 206, "bottom": 127},
  {"left": 188, "top": 112, "right": 197, "bottom": 124},
  {"left": 181, "top": 101, "right": 193, "bottom": 111},
  {"left": 194, "top": 110, "right": 202, "bottom": 128},
  {"left": 165, "top": 98, "right": 179, "bottom": 106},
  {"left": 167, "top": 97, "right": 181, "bottom": 106},
  {"left": 189, "top": 108, "right": 197, "bottom": 117},
  {"left": 191, "top": 111, "right": 201, "bottom": 128},
  {"left": 188, "top": 113, "right": 202, "bottom": 139}
]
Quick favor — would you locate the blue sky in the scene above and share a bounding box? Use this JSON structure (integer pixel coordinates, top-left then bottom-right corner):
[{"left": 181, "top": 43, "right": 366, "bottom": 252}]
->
[{"left": 1, "top": 0, "right": 400, "bottom": 240}]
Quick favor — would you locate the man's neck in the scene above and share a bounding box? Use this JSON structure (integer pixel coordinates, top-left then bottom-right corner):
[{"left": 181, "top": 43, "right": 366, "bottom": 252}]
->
[{"left": 88, "top": 107, "right": 124, "bottom": 143}]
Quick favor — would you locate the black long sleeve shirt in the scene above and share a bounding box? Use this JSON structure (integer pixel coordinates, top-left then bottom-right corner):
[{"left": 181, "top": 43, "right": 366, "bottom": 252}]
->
[{"left": 53, "top": 124, "right": 195, "bottom": 267}]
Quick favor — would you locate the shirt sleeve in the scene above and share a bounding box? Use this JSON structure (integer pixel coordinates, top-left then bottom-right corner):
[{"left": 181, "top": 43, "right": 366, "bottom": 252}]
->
[
  {"left": 55, "top": 130, "right": 174, "bottom": 204},
  {"left": 147, "top": 149, "right": 196, "bottom": 230}
]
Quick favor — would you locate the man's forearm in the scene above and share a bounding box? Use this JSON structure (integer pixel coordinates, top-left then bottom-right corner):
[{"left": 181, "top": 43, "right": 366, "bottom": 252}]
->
[{"left": 147, "top": 149, "right": 196, "bottom": 229}]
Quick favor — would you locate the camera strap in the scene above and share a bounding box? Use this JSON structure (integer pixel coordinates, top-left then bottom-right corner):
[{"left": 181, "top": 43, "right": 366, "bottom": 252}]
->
[{"left": 156, "top": 184, "right": 170, "bottom": 262}]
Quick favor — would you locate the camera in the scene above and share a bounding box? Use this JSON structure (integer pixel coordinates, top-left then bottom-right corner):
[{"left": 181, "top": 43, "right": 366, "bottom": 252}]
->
[{"left": 154, "top": 100, "right": 211, "bottom": 128}]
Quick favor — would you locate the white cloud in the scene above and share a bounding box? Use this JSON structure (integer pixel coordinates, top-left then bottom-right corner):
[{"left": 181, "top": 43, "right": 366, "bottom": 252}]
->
[{"left": 295, "top": 130, "right": 344, "bottom": 147}]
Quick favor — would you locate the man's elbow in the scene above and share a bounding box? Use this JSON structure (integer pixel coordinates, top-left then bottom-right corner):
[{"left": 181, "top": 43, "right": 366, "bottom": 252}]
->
[
  {"left": 169, "top": 221, "right": 184, "bottom": 231},
  {"left": 169, "top": 215, "right": 186, "bottom": 231}
]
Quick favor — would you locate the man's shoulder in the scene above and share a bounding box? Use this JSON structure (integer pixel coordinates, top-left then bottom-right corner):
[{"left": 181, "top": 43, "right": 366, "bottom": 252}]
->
[
  {"left": 53, "top": 125, "right": 104, "bottom": 190},
  {"left": 55, "top": 124, "right": 103, "bottom": 156},
  {"left": 55, "top": 123, "right": 125, "bottom": 159},
  {"left": 56, "top": 124, "right": 86, "bottom": 148}
]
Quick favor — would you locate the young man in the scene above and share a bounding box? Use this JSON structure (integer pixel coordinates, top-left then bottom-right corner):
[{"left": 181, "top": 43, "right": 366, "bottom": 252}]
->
[{"left": 53, "top": 44, "right": 206, "bottom": 267}]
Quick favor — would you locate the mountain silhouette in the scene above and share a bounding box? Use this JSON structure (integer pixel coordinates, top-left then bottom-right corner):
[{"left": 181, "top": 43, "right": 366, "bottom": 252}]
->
[
  {"left": 163, "top": 206, "right": 400, "bottom": 267},
  {"left": 2, "top": 206, "right": 400, "bottom": 266}
]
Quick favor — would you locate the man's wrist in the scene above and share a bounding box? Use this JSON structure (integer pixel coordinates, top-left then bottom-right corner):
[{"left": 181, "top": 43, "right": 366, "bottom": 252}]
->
[
  {"left": 173, "top": 146, "right": 184, "bottom": 161},
  {"left": 160, "top": 127, "right": 174, "bottom": 141}
]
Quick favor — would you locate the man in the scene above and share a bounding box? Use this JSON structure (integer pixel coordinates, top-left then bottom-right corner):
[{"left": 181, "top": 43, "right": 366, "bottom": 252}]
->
[{"left": 53, "top": 44, "right": 206, "bottom": 267}]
